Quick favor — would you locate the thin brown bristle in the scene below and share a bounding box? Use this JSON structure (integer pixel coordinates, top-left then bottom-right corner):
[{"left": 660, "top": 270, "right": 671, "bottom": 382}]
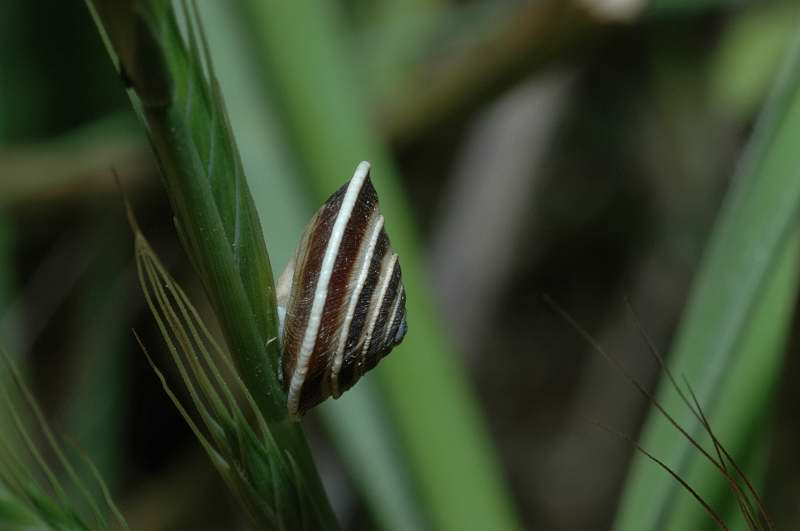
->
[
  {"left": 545, "top": 295, "right": 773, "bottom": 531},
  {"left": 624, "top": 298, "right": 773, "bottom": 531},
  {"left": 545, "top": 296, "right": 730, "bottom": 474},
  {"left": 591, "top": 420, "right": 730, "bottom": 531},
  {"left": 683, "top": 379, "right": 772, "bottom": 531}
]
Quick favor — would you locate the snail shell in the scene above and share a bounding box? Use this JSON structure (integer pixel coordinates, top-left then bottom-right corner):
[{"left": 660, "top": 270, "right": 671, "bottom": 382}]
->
[{"left": 276, "top": 161, "right": 408, "bottom": 419}]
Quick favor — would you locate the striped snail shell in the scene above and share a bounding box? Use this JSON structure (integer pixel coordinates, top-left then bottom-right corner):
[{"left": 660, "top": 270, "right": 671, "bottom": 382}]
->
[{"left": 276, "top": 161, "right": 408, "bottom": 420}]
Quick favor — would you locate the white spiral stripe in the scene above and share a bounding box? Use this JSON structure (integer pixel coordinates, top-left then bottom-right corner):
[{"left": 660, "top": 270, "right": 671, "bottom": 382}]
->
[
  {"left": 360, "top": 253, "right": 398, "bottom": 369},
  {"left": 287, "top": 161, "right": 371, "bottom": 418},
  {"left": 383, "top": 286, "right": 403, "bottom": 345},
  {"left": 330, "top": 213, "right": 384, "bottom": 397}
]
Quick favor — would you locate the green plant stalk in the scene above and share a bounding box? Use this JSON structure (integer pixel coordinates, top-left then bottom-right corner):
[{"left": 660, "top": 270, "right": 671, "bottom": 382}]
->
[
  {"left": 239, "top": 2, "right": 521, "bottom": 530},
  {"left": 614, "top": 27, "right": 800, "bottom": 531},
  {"left": 190, "top": 3, "right": 428, "bottom": 528},
  {"left": 86, "top": 1, "right": 337, "bottom": 527}
]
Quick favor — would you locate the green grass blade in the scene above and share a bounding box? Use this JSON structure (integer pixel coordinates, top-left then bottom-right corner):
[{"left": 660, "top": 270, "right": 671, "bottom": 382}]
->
[
  {"left": 321, "top": 382, "right": 426, "bottom": 531},
  {"left": 238, "top": 2, "right": 521, "bottom": 530},
  {"left": 87, "top": 0, "right": 281, "bottom": 420},
  {"left": 614, "top": 26, "right": 800, "bottom": 531},
  {"left": 86, "top": 0, "right": 338, "bottom": 526}
]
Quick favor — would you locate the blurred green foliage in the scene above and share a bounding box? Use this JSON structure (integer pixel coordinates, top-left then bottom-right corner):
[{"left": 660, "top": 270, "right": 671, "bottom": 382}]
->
[{"left": 0, "top": 1, "right": 799, "bottom": 530}]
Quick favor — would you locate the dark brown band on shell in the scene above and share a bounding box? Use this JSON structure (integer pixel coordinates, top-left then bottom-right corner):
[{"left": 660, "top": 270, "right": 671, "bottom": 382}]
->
[{"left": 279, "top": 162, "right": 407, "bottom": 419}]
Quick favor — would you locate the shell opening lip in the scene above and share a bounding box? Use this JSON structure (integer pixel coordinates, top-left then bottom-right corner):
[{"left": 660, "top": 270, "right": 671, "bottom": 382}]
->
[{"left": 394, "top": 319, "right": 407, "bottom": 344}]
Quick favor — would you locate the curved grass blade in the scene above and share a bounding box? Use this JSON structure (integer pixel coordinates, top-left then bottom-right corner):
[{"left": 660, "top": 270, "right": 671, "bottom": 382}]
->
[{"left": 614, "top": 25, "right": 800, "bottom": 529}]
